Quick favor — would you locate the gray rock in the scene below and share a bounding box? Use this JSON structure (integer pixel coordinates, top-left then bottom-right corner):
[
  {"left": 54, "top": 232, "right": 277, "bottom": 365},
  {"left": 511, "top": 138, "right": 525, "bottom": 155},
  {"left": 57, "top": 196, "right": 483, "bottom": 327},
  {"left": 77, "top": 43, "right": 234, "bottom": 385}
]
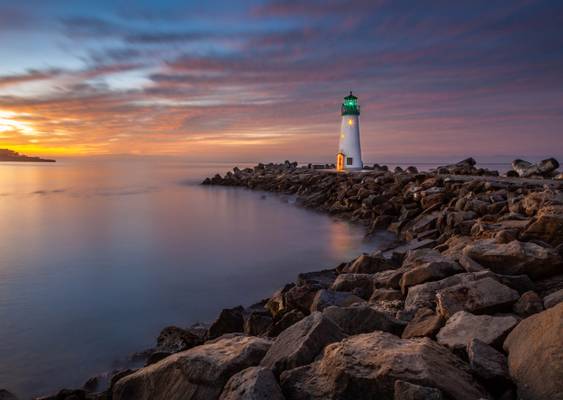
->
[
  {"left": 297, "top": 269, "right": 337, "bottom": 288},
  {"left": 436, "top": 277, "right": 519, "bottom": 318},
  {"left": 309, "top": 289, "right": 364, "bottom": 312},
  {"left": 370, "top": 288, "right": 403, "bottom": 301},
  {"left": 113, "top": 335, "right": 272, "bottom": 400},
  {"left": 219, "top": 367, "right": 285, "bottom": 400},
  {"left": 468, "top": 338, "right": 509, "bottom": 381},
  {"left": 280, "top": 331, "right": 489, "bottom": 400},
  {"left": 503, "top": 303, "right": 563, "bottom": 400},
  {"left": 394, "top": 380, "right": 443, "bottom": 400},
  {"left": 266, "top": 309, "right": 305, "bottom": 337},
  {"left": 463, "top": 239, "right": 562, "bottom": 279},
  {"left": 260, "top": 312, "right": 345, "bottom": 375},
  {"left": 437, "top": 311, "right": 519, "bottom": 352},
  {"left": 323, "top": 304, "right": 405, "bottom": 336},
  {"left": 543, "top": 288, "right": 563, "bottom": 309},
  {"left": 156, "top": 326, "right": 202, "bottom": 353}
]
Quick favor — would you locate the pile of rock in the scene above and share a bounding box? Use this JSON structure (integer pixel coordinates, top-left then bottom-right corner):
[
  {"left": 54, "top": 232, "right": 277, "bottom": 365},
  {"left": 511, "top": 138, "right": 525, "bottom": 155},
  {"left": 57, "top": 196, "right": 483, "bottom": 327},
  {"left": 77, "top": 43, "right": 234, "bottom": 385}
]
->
[
  {"left": 510, "top": 158, "right": 561, "bottom": 179},
  {"left": 19, "top": 160, "right": 563, "bottom": 400}
]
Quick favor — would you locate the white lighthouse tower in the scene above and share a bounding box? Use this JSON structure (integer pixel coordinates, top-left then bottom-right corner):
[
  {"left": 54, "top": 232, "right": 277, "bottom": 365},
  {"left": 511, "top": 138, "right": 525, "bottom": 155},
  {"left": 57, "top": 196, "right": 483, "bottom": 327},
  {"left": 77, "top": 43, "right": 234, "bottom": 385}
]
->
[{"left": 336, "top": 91, "right": 363, "bottom": 171}]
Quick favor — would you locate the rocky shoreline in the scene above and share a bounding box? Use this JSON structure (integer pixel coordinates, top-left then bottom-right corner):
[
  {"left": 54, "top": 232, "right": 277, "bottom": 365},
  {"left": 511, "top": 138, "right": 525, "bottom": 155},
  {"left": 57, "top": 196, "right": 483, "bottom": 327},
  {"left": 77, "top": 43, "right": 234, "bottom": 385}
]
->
[{"left": 5, "top": 158, "right": 563, "bottom": 400}]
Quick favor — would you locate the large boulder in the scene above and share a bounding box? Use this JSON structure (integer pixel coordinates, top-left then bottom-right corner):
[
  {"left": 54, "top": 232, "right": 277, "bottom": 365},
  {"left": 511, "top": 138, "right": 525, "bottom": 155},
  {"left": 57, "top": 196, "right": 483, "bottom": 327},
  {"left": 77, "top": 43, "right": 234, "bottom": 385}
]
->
[
  {"left": 512, "top": 158, "right": 559, "bottom": 178},
  {"left": 436, "top": 277, "right": 519, "bottom": 318},
  {"left": 436, "top": 311, "right": 518, "bottom": 352},
  {"left": 280, "top": 331, "right": 489, "bottom": 400},
  {"left": 512, "top": 290, "right": 544, "bottom": 317},
  {"left": 112, "top": 335, "right": 272, "bottom": 400},
  {"left": 463, "top": 239, "right": 562, "bottom": 279},
  {"left": 503, "top": 303, "right": 563, "bottom": 400},
  {"left": 219, "top": 366, "right": 284, "bottom": 400},
  {"left": 322, "top": 304, "right": 405, "bottom": 336},
  {"left": 260, "top": 312, "right": 345, "bottom": 375},
  {"left": 399, "top": 249, "right": 463, "bottom": 293}
]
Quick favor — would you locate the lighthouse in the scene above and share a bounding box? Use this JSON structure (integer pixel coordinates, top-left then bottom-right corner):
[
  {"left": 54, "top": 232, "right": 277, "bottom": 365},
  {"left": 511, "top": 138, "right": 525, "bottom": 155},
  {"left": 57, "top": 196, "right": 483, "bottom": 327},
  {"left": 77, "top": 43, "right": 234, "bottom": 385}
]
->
[{"left": 336, "top": 91, "right": 363, "bottom": 171}]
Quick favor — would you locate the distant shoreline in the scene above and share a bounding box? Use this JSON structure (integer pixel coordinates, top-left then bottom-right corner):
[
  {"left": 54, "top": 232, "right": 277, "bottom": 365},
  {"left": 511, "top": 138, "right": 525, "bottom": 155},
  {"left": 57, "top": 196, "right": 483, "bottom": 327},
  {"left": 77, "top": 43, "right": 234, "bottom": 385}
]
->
[{"left": 0, "top": 149, "right": 56, "bottom": 163}]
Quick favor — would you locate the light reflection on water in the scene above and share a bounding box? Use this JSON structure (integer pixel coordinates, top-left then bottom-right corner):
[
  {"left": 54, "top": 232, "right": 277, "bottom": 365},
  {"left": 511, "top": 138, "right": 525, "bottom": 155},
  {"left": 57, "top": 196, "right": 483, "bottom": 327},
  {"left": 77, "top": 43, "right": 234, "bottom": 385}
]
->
[{"left": 0, "top": 160, "right": 393, "bottom": 397}]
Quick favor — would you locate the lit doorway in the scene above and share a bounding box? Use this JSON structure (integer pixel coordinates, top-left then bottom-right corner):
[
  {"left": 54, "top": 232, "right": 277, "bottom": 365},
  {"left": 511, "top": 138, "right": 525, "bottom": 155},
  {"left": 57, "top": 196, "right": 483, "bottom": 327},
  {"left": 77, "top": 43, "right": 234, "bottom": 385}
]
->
[{"left": 336, "top": 152, "right": 345, "bottom": 171}]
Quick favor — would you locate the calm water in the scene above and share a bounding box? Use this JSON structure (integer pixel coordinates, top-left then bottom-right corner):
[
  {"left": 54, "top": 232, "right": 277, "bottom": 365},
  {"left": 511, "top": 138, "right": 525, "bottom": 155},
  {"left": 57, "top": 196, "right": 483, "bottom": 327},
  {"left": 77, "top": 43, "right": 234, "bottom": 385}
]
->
[{"left": 0, "top": 160, "right": 394, "bottom": 398}]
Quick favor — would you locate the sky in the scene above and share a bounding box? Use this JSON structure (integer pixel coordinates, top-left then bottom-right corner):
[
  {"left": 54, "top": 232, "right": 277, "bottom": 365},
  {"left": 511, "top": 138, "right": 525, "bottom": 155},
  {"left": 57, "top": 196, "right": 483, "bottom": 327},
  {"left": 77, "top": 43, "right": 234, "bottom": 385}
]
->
[{"left": 0, "top": 0, "right": 562, "bottom": 163}]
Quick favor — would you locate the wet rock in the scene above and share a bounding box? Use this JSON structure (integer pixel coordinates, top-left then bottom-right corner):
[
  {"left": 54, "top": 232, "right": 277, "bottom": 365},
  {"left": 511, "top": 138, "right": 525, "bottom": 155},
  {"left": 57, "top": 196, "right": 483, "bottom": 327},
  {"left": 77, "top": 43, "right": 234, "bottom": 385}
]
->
[
  {"left": 543, "top": 288, "right": 563, "bottom": 308},
  {"left": 401, "top": 307, "right": 443, "bottom": 339},
  {"left": 157, "top": 326, "right": 202, "bottom": 353},
  {"left": 260, "top": 312, "right": 345, "bottom": 375},
  {"left": 322, "top": 304, "right": 405, "bottom": 336},
  {"left": 207, "top": 306, "right": 245, "bottom": 339},
  {"left": 280, "top": 331, "right": 489, "bottom": 400},
  {"left": 468, "top": 338, "right": 509, "bottom": 381},
  {"left": 437, "top": 311, "right": 519, "bottom": 352},
  {"left": 463, "top": 239, "right": 562, "bottom": 279},
  {"left": 512, "top": 157, "right": 559, "bottom": 178},
  {"left": 219, "top": 367, "right": 284, "bottom": 400},
  {"left": 503, "top": 303, "right": 563, "bottom": 400},
  {"left": 399, "top": 249, "right": 463, "bottom": 293},
  {"left": 393, "top": 380, "right": 443, "bottom": 400},
  {"left": 113, "top": 335, "right": 272, "bottom": 400},
  {"left": 342, "top": 253, "right": 394, "bottom": 274},
  {"left": 512, "top": 290, "right": 544, "bottom": 317},
  {"left": 309, "top": 289, "right": 364, "bottom": 312},
  {"left": 331, "top": 273, "right": 374, "bottom": 299},
  {"left": 436, "top": 277, "right": 519, "bottom": 318}
]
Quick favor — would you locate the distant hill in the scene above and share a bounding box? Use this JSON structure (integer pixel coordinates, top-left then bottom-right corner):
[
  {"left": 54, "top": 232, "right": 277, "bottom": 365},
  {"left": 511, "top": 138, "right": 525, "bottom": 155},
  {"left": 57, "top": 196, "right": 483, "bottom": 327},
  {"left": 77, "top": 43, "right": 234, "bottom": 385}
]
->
[{"left": 0, "top": 149, "right": 55, "bottom": 162}]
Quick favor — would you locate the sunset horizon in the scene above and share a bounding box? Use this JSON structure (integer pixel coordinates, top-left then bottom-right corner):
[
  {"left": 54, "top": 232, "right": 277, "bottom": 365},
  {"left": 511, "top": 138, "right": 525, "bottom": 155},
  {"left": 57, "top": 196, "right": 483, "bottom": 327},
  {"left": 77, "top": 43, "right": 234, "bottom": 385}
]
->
[{"left": 1, "top": 1, "right": 562, "bottom": 161}]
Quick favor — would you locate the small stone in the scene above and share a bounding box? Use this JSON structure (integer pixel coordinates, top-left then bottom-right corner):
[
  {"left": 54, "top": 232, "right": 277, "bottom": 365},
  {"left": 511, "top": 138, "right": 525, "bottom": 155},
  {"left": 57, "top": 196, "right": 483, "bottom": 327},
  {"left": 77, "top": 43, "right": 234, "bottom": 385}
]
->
[{"left": 323, "top": 304, "right": 405, "bottom": 336}]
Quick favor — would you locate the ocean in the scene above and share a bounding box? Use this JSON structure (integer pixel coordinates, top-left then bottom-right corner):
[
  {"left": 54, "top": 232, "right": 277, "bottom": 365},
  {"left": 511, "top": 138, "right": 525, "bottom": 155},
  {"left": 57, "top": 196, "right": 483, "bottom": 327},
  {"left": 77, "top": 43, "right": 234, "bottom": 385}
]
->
[{"left": 0, "top": 159, "right": 397, "bottom": 397}]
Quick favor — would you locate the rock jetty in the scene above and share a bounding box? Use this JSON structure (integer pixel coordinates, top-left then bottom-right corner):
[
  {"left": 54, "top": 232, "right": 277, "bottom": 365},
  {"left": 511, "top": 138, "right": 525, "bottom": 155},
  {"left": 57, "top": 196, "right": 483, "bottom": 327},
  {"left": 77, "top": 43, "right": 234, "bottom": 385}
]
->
[
  {"left": 0, "top": 149, "right": 55, "bottom": 162},
  {"left": 12, "top": 159, "right": 563, "bottom": 400}
]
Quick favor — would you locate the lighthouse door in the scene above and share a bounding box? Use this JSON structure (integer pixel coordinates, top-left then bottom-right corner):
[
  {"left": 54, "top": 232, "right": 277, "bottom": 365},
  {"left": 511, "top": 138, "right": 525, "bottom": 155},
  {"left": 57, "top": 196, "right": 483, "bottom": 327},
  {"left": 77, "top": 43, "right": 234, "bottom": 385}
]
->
[{"left": 336, "top": 153, "right": 345, "bottom": 171}]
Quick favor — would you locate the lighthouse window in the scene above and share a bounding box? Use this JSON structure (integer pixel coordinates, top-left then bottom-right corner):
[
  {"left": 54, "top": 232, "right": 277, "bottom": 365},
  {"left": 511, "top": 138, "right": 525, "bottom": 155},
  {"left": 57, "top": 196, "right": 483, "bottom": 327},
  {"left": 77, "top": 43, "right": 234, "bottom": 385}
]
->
[
  {"left": 347, "top": 119, "right": 353, "bottom": 126},
  {"left": 346, "top": 157, "right": 353, "bottom": 165}
]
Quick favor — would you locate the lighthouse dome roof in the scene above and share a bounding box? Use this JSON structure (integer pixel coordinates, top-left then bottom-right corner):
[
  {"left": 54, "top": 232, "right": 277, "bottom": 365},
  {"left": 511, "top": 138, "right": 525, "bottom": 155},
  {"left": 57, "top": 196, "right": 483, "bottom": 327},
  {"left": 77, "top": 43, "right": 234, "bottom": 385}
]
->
[{"left": 344, "top": 91, "right": 357, "bottom": 100}]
